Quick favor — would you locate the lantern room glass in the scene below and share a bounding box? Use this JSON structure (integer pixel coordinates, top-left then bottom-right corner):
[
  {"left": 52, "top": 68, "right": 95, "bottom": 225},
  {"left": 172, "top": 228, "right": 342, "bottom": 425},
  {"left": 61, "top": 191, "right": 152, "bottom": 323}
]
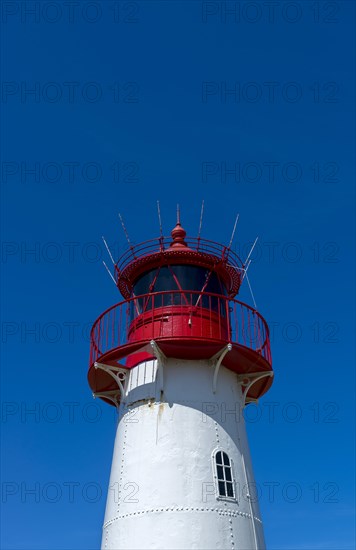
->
[{"left": 131, "top": 265, "right": 228, "bottom": 314}]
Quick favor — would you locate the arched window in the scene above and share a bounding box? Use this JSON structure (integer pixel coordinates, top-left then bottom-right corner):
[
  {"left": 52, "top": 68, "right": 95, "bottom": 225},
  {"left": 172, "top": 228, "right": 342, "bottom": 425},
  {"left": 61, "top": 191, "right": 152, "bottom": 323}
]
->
[{"left": 214, "top": 451, "right": 235, "bottom": 499}]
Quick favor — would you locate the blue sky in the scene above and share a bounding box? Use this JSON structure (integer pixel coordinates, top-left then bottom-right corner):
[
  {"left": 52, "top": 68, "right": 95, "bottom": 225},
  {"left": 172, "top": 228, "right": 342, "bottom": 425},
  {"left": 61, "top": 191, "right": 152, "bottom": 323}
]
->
[{"left": 1, "top": 1, "right": 355, "bottom": 549}]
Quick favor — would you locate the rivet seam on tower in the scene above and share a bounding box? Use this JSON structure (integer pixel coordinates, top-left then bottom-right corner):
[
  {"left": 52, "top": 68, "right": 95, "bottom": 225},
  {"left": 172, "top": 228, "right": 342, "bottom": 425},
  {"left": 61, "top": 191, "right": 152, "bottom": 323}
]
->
[
  {"left": 117, "top": 424, "right": 128, "bottom": 511},
  {"left": 103, "top": 507, "right": 263, "bottom": 528}
]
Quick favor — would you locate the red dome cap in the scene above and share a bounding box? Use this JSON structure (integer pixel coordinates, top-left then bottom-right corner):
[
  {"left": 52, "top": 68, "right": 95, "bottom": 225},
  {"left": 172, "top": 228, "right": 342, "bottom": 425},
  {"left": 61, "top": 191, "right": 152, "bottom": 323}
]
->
[{"left": 170, "top": 222, "right": 189, "bottom": 249}]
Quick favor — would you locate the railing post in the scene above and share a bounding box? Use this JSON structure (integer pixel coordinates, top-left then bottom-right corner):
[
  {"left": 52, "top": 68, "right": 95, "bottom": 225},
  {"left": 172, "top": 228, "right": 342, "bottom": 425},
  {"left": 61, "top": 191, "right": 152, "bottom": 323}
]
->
[
  {"left": 97, "top": 320, "right": 101, "bottom": 360},
  {"left": 226, "top": 298, "right": 231, "bottom": 340}
]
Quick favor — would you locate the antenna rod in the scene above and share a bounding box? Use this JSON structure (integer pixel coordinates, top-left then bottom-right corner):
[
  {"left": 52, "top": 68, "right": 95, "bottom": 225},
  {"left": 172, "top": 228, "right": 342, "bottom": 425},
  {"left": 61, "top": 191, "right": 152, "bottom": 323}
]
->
[
  {"left": 102, "top": 236, "right": 115, "bottom": 266},
  {"left": 177, "top": 203, "right": 180, "bottom": 224},
  {"left": 228, "top": 213, "right": 239, "bottom": 249},
  {"left": 242, "top": 259, "right": 252, "bottom": 280},
  {"left": 102, "top": 261, "right": 117, "bottom": 285},
  {"left": 157, "top": 200, "right": 163, "bottom": 238},
  {"left": 197, "top": 199, "right": 205, "bottom": 241},
  {"left": 118, "top": 213, "right": 133, "bottom": 248},
  {"left": 244, "top": 237, "right": 258, "bottom": 266},
  {"left": 245, "top": 271, "right": 257, "bottom": 309}
]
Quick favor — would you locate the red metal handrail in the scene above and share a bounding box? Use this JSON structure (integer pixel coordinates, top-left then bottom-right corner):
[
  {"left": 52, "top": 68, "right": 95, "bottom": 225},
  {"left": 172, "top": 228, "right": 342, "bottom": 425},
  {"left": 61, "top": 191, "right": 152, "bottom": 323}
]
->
[
  {"left": 114, "top": 236, "right": 244, "bottom": 282},
  {"left": 89, "top": 291, "right": 271, "bottom": 368}
]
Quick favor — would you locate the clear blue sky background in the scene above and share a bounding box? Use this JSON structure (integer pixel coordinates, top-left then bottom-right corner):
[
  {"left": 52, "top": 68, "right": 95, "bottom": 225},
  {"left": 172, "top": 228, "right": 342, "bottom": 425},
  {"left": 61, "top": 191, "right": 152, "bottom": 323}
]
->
[{"left": 1, "top": 1, "right": 355, "bottom": 549}]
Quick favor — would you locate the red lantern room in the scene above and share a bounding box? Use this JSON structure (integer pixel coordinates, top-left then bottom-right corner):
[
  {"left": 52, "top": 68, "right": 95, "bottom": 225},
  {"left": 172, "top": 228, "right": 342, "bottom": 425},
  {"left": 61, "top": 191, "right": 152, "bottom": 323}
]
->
[{"left": 88, "top": 217, "right": 273, "bottom": 406}]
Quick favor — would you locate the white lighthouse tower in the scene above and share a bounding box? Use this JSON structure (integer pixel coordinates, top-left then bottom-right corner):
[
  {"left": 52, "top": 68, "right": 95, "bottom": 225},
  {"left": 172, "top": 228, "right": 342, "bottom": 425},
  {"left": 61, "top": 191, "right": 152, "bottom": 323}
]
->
[{"left": 88, "top": 215, "right": 273, "bottom": 550}]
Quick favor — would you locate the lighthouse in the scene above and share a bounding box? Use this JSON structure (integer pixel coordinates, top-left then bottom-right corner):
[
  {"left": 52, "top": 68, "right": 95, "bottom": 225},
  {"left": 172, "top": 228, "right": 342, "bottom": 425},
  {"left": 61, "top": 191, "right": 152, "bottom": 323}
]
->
[{"left": 88, "top": 213, "right": 273, "bottom": 550}]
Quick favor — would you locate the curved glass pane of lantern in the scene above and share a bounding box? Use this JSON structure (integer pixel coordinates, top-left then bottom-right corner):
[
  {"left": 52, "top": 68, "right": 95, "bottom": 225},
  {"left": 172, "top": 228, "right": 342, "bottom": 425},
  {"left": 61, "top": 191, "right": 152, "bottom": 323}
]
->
[{"left": 132, "top": 265, "right": 227, "bottom": 314}]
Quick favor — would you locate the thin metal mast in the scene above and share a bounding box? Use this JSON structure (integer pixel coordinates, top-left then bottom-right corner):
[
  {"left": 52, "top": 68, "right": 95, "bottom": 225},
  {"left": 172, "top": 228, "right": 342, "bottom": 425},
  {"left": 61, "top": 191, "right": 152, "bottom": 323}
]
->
[
  {"left": 242, "top": 259, "right": 252, "bottom": 280},
  {"left": 227, "top": 213, "right": 240, "bottom": 249},
  {"left": 118, "top": 213, "right": 136, "bottom": 257},
  {"left": 102, "top": 236, "right": 115, "bottom": 266},
  {"left": 245, "top": 271, "right": 257, "bottom": 310},
  {"left": 157, "top": 201, "right": 163, "bottom": 238},
  {"left": 244, "top": 237, "right": 258, "bottom": 266},
  {"left": 197, "top": 200, "right": 205, "bottom": 243},
  {"left": 157, "top": 200, "right": 164, "bottom": 251},
  {"left": 102, "top": 261, "right": 117, "bottom": 285}
]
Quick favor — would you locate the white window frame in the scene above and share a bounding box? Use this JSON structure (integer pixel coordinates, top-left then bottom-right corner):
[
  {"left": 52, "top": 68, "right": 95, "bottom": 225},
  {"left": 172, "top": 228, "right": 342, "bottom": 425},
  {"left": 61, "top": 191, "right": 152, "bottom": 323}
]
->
[{"left": 212, "top": 448, "right": 238, "bottom": 503}]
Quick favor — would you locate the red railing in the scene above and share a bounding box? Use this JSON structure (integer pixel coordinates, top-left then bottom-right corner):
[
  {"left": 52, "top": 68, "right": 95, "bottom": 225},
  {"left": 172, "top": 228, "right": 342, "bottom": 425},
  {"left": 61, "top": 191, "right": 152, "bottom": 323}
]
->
[
  {"left": 89, "top": 291, "right": 271, "bottom": 368},
  {"left": 114, "top": 236, "right": 244, "bottom": 282}
]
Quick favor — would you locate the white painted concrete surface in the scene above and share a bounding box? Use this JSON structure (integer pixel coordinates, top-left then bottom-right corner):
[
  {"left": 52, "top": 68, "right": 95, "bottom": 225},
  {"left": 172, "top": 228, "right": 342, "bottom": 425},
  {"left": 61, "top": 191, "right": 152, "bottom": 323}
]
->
[{"left": 102, "top": 358, "right": 266, "bottom": 550}]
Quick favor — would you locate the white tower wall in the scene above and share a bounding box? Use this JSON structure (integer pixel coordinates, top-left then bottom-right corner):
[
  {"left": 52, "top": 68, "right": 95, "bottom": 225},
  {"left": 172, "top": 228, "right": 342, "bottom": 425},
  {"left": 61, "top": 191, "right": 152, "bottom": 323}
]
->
[{"left": 102, "top": 358, "right": 265, "bottom": 550}]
